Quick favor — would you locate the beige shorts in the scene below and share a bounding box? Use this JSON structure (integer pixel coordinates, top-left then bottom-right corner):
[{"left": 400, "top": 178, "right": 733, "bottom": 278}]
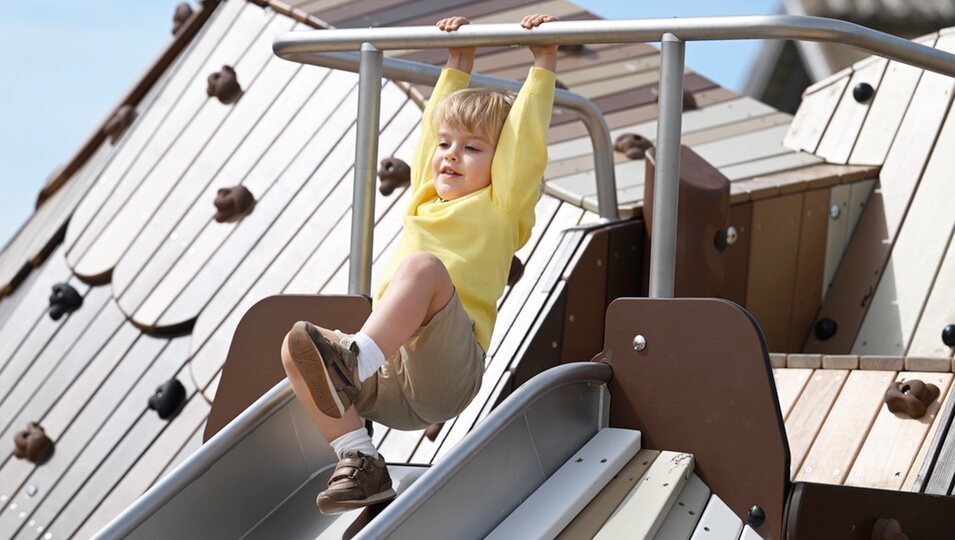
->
[{"left": 336, "top": 290, "right": 485, "bottom": 431}]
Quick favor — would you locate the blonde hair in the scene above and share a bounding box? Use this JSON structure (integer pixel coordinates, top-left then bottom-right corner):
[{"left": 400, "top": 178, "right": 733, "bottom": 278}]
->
[{"left": 434, "top": 87, "right": 514, "bottom": 144}]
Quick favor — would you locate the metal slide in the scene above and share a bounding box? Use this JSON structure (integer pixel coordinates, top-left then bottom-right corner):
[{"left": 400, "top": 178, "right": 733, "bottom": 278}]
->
[{"left": 95, "top": 362, "right": 614, "bottom": 539}]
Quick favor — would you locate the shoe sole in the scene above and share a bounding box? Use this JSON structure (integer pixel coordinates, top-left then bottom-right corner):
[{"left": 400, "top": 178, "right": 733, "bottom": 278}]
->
[
  {"left": 287, "top": 322, "right": 347, "bottom": 418},
  {"left": 316, "top": 487, "right": 397, "bottom": 515}
]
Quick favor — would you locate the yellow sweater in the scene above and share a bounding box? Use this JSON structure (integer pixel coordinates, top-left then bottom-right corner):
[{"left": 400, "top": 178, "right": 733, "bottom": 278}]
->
[{"left": 374, "top": 67, "right": 556, "bottom": 350}]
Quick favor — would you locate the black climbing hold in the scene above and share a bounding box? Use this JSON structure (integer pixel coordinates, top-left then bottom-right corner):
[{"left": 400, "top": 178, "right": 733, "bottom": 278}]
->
[
  {"left": 214, "top": 185, "right": 256, "bottom": 223},
  {"left": 49, "top": 283, "right": 82, "bottom": 321},
  {"left": 104, "top": 105, "right": 137, "bottom": 144},
  {"left": 613, "top": 132, "right": 653, "bottom": 160},
  {"left": 172, "top": 2, "right": 194, "bottom": 35},
  {"left": 814, "top": 318, "right": 837, "bottom": 341},
  {"left": 853, "top": 82, "right": 875, "bottom": 104},
  {"left": 508, "top": 256, "right": 525, "bottom": 287},
  {"left": 943, "top": 324, "right": 955, "bottom": 347},
  {"left": 13, "top": 422, "right": 54, "bottom": 465},
  {"left": 377, "top": 157, "right": 411, "bottom": 196},
  {"left": 714, "top": 230, "right": 728, "bottom": 253},
  {"left": 207, "top": 65, "right": 243, "bottom": 105},
  {"left": 747, "top": 505, "right": 765, "bottom": 528},
  {"left": 558, "top": 43, "right": 585, "bottom": 53},
  {"left": 148, "top": 378, "right": 186, "bottom": 420}
]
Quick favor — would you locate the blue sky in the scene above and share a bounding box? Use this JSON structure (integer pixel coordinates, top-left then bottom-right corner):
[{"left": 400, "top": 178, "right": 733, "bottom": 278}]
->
[{"left": 0, "top": 0, "right": 777, "bottom": 248}]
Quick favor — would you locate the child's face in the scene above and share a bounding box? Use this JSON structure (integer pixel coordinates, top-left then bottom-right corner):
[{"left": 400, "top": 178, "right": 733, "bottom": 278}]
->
[{"left": 432, "top": 125, "right": 495, "bottom": 201}]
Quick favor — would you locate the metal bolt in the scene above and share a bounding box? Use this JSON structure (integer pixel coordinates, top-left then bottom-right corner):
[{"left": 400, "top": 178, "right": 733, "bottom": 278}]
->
[
  {"left": 633, "top": 335, "right": 646, "bottom": 351},
  {"left": 829, "top": 204, "right": 841, "bottom": 219},
  {"left": 725, "top": 226, "right": 738, "bottom": 246},
  {"left": 26, "top": 485, "right": 37, "bottom": 497},
  {"left": 747, "top": 505, "right": 766, "bottom": 527}
]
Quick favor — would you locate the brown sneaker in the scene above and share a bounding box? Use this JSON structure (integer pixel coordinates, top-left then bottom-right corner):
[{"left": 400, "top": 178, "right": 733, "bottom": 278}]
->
[
  {"left": 287, "top": 321, "right": 360, "bottom": 418},
  {"left": 317, "top": 451, "right": 396, "bottom": 514}
]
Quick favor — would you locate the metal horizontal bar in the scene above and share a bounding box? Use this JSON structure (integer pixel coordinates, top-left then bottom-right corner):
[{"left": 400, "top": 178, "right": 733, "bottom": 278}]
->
[
  {"left": 281, "top": 50, "right": 619, "bottom": 220},
  {"left": 273, "top": 15, "right": 955, "bottom": 78}
]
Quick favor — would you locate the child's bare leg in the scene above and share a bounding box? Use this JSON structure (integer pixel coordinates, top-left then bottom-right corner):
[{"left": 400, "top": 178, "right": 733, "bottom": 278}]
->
[
  {"left": 359, "top": 252, "right": 454, "bottom": 358},
  {"left": 281, "top": 334, "right": 363, "bottom": 441}
]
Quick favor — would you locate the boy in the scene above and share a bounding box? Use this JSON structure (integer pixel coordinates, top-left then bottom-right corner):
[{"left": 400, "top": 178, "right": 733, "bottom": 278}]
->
[{"left": 281, "top": 13, "right": 559, "bottom": 514}]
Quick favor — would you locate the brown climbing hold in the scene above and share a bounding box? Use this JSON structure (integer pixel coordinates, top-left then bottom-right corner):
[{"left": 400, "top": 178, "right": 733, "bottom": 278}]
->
[
  {"left": 13, "top": 422, "right": 54, "bottom": 465},
  {"left": 559, "top": 43, "right": 585, "bottom": 53},
  {"left": 207, "top": 65, "right": 243, "bottom": 105},
  {"left": 872, "top": 518, "right": 908, "bottom": 540},
  {"left": 172, "top": 2, "right": 194, "bottom": 35},
  {"left": 508, "top": 256, "right": 524, "bottom": 287},
  {"left": 651, "top": 86, "right": 698, "bottom": 111},
  {"left": 884, "top": 379, "right": 940, "bottom": 419},
  {"left": 214, "top": 186, "right": 256, "bottom": 223},
  {"left": 613, "top": 133, "right": 653, "bottom": 160},
  {"left": 378, "top": 157, "right": 410, "bottom": 196},
  {"left": 104, "top": 105, "right": 138, "bottom": 144}
]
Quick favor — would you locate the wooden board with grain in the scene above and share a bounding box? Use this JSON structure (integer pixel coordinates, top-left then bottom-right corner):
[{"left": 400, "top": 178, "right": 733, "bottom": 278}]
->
[
  {"left": 815, "top": 58, "right": 888, "bottom": 164},
  {"left": 783, "top": 74, "right": 850, "bottom": 154},
  {"left": 785, "top": 370, "right": 849, "bottom": 478},
  {"left": 773, "top": 369, "right": 814, "bottom": 419},
  {"left": 906, "top": 223, "right": 955, "bottom": 358},
  {"left": 788, "top": 187, "right": 831, "bottom": 351},
  {"left": 796, "top": 370, "right": 896, "bottom": 485}
]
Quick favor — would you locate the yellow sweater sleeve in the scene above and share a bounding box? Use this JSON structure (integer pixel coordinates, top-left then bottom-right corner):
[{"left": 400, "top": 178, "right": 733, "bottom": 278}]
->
[
  {"left": 410, "top": 68, "right": 471, "bottom": 192},
  {"left": 490, "top": 67, "right": 556, "bottom": 212}
]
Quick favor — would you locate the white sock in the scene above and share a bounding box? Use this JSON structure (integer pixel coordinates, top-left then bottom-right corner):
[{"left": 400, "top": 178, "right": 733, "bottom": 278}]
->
[
  {"left": 330, "top": 427, "right": 379, "bottom": 458},
  {"left": 353, "top": 332, "right": 386, "bottom": 382}
]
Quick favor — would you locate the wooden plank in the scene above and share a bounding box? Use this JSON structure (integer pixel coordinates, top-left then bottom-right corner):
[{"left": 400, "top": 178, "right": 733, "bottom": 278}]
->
[
  {"left": 783, "top": 74, "right": 850, "bottom": 154},
  {"left": 745, "top": 193, "right": 804, "bottom": 352},
  {"left": 815, "top": 58, "right": 888, "bottom": 164},
  {"left": 907, "top": 223, "right": 955, "bottom": 358},
  {"left": 796, "top": 370, "right": 896, "bottom": 484},
  {"left": 692, "top": 124, "right": 793, "bottom": 169},
  {"left": 0, "top": 334, "right": 170, "bottom": 534},
  {"left": 556, "top": 449, "right": 660, "bottom": 538},
  {"left": 595, "top": 452, "right": 693, "bottom": 539},
  {"left": 115, "top": 69, "right": 360, "bottom": 318},
  {"left": 108, "top": 57, "right": 330, "bottom": 301},
  {"left": 66, "top": 2, "right": 269, "bottom": 277},
  {"left": 487, "top": 428, "right": 642, "bottom": 540},
  {"left": 689, "top": 494, "right": 743, "bottom": 540},
  {"left": 739, "top": 525, "right": 763, "bottom": 540},
  {"left": 904, "top": 381, "right": 955, "bottom": 490},
  {"left": 9, "top": 338, "right": 191, "bottom": 540},
  {"left": 788, "top": 187, "right": 831, "bottom": 351},
  {"left": 715, "top": 202, "right": 752, "bottom": 306},
  {"left": 805, "top": 33, "right": 955, "bottom": 354},
  {"left": 785, "top": 370, "right": 849, "bottom": 478},
  {"left": 822, "top": 184, "right": 851, "bottom": 300},
  {"left": 773, "top": 369, "right": 813, "bottom": 419},
  {"left": 720, "top": 152, "right": 823, "bottom": 182},
  {"left": 654, "top": 474, "right": 711, "bottom": 540},
  {"left": 846, "top": 372, "right": 952, "bottom": 490},
  {"left": 850, "top": 35, "right": 936, "bottom": 165},
  {"left": 851, "top": 94, "right": 955, "bottom": 356}
]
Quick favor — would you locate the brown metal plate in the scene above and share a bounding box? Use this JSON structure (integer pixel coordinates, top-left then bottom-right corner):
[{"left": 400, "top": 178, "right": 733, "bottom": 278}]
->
[
  {"left": 203, "top": 294, "right": 370, "bottom": 441},
  {"left": 598, "top": 298, "right": 789, "bottom": 539}
]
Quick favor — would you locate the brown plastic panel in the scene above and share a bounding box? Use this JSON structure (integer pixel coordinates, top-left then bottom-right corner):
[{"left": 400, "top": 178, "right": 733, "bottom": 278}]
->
[
  {"left": 203, "top": 294, "right": 370, "bottom": 441},
  {"left": 644, "top": 145, "right": 730, "bottom": 298},
  {"left": 785, "top": 481, "right": 955, "bottom": 539},
  {"left": 597, "top": 298, "right": 789, "bottom": 539}
]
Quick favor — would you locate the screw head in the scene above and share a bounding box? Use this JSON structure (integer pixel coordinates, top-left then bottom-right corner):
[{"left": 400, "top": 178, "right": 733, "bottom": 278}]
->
[
  {"left": 633, "top": 335, "right": 646, "bottom": 351},
  {"left": 943, "top": 324, "right": 955, "bottom": 347},
  {"left": 26, "top": 485, "right": 37, "bottom": 497},
  {"left": 829, "top": 203, "right": 841, "bottom": 219},
  {"left": 747, "top": 505, "right": 766, "bottom": 527},
  {"left": 814, "top": 318, "right": 838, "bottom": 340},
  {"left": 853, "top": 82, "right": 875, "bottom": 103},
  {"left": 725, "top": 226, "right": 738, "bottom": 246}
]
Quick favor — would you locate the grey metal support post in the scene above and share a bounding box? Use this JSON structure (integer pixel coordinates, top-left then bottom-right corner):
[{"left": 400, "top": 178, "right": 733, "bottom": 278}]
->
[
  {"left": 349, "top": 42, "right": 383, "bottom": 296},
  {"left": 648, "top": 33, "right": 685, "bottom": 299}
]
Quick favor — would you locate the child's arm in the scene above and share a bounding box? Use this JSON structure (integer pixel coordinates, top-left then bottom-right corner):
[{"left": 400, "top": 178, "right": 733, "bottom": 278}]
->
[
  {"left": 490, "top": 15, "right": 559, "bottom": 213},
  {"left": 410, "top": 17, "right": 475, "bottom": 191}
]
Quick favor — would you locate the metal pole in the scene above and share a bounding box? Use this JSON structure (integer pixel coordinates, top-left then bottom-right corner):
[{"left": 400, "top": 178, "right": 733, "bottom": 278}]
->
[
  {"left": 649, "top": 33, "right": 685, "bottom": 299},
  {"left": 349, "top": 43, "right": 383, "bottom": 296}
]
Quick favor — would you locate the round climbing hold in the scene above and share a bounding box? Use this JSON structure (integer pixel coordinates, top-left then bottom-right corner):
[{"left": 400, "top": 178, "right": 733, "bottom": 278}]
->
[
  {"left": 746, "top": 505, "right": 765, "bottom": 528},
  {"left": 104, "top": 105, "right": 138, "bottom": 145},
  {"left": 172, "top": 2, "right": 194, "bottom": 35},
  {"left": 213, "top": 186, "right": 256, "bottom": 223},
  {"left": 872, "top": 518, "right": 905, "bottom": 540},
  {"left": 48, "top": 283, "right": 82, "bottom": 321},
  {"left": 651, "top": 86, "right": 698, "bottom": 111},
  {"left": 942, "top": 324, "right": 955, "bottom": 347},
  {"left": 853, "top": 82, "right": 875, "bottom": 104},
  {"left": 207, "top": 66, "right": 243, "bottom": 105},
  {"left": 13, "top": 422, "right": 54, "bottom": 466},
  {"left": 884, "top": 379, "right": 940, "bottom": 419},
  {"left": 377, "top": 157, "right": 410, "bottom": 196},
  {"left": 148, "top": 378, "right": 187, "bottom": 420},
  {"left": 814, "top": 318, "right": 837, "bottom": 341},
  {"left": 613, "top": 133, "right": 653, "bottom": 160},
  {"left": 507, "top": 256, "right": 524, "bottom": 287},
  {"left": 714, "top": 230, "right": 728, "bottom": 253}
]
